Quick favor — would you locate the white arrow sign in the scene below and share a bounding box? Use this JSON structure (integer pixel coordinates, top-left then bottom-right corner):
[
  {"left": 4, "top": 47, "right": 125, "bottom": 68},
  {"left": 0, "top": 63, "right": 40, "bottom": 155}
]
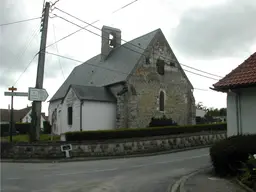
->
[{"left": 28, "top": 87, "right": 49, "bottom": 102}]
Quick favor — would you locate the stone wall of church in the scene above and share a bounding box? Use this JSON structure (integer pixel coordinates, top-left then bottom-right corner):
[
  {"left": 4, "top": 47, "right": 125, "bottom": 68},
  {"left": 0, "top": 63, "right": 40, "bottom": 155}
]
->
[{"left": 125, "top": 32, "right": 196, "bottom": 128}]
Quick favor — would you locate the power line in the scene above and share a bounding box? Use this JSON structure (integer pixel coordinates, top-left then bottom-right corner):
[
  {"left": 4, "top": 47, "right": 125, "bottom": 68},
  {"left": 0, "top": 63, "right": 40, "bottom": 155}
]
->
[
  {"left": 193, "top": 88, "right": 211, "bottom": 92},
  {"left": 44, "top": 0, "right": 139, "bottom": 50},
  {"left": 112, "top": 0, "right": 138, "bottom": 13},
  {"left": 180, "top": 63, "right": 223, "bottom": 78},
  {"left": 183, "top": 69, "right": 219, "bottom": 81},
  {"left": 1, "top": 27, "right": 40, "bottom": 76},
  {"left": 13, "top": 53, "right": 38, "bottom": 86},
  {"left": 0, "top": 17, "right": 41, "bottom": 27},
  {"left": 53, "top": 14, "right": 220, "bottom": 81},
  {"left": 45, "top": 51, "right": 213, "bottom": 92},
  {"left": 45, "top": 51, "right": 130, "bottom": 75},
  {"left": 53, "top": 7, "right": 223, "bottom": 79},
  {"left": 52, "top": 23, "right": 65, "bottom": 79}
]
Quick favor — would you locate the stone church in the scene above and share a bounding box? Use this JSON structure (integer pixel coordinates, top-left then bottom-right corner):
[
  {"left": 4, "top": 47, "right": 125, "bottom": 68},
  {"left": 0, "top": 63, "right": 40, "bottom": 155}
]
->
[{"left": 48, "top": 26, "right": 196, "bottom": 135}]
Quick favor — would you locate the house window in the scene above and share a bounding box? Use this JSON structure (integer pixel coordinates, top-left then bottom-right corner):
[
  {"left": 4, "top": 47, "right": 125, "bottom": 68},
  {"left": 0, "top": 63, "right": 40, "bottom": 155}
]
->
[
  {"left": 146, "top": 57, "right": 150, "bottom": 64},
  {"left": 67, "top": 106, "right": 73, "bottom": 125},
  {"left": 159, "top": 91, "right": 165, "bottom": 111},
  {"left": 156, "top": 59, "right": 165, "bottom": 75},
  {"left": 170, "top": 61, "right": 176, "bottom": 67}
]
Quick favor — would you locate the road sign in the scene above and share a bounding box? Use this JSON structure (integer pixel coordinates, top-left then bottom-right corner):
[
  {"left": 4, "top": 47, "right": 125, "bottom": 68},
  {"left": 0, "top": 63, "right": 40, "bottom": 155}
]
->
[
  {"left": 8, "top": 87, "right": 17, "bottom": 91},
  {"left": 4, "top": 92, "right": 28, "bottom": 97},
  {"left": 28, "top": 87, "right": 49, "bottom": 101},
  {"left": 61, "top": 144, "right": 72, "bottom": 158}
]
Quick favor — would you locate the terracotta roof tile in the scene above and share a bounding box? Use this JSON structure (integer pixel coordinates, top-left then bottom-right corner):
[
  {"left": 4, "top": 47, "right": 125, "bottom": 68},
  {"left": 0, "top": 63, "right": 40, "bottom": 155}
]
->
[{"left": 213, "top": 52, "right": 256, "bottom": 89}]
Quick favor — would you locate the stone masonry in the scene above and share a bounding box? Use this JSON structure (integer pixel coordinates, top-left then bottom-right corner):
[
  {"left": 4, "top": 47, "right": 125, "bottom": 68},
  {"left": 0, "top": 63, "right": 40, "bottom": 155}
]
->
[
  {"left": 118, "top": 31, "right": 196, "bottom": 128},
  {"left": 1, "top": 131, "right": 226, "bottom": 159}
]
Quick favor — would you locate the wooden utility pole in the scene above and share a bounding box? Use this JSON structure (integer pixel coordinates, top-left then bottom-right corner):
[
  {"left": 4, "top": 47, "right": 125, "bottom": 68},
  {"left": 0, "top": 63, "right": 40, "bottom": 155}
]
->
[
  {"left": 8, "top": 86, "right": 16, "bottom": 142},
  {"left": 30, "top": 2, "right": 50, "bottom": 142}
]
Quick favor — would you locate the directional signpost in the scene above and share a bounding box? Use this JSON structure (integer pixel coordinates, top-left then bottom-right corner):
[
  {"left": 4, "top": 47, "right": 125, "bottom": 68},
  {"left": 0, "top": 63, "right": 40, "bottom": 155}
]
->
[
  {"left": 4, "top": 92, "right": 28, "bottom": 97},
  {"left": 4, "top": 86, "right": 49, "bottom": 142},
  {"left": 28, "top": 87, "right": 49, "bottom": 142},
  {"left": 4, "top": 86, "right": 28, "bottom": 142},
  {"left": 28, "top": 87, "right": 49, "bottom": 102}
]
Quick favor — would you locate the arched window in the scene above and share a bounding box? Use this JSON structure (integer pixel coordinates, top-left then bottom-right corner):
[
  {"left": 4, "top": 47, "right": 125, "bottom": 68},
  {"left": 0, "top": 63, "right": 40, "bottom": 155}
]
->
[{"left": 159, "top": 91, "right": 165, "bottom": 111}]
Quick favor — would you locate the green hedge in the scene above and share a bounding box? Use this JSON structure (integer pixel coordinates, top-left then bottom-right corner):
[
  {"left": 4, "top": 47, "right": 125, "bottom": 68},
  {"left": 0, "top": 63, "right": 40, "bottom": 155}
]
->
[
  {"left": 210, "top": 134, "right": 256, "bottom": 177},
  {"left": 0, "top": 123, "right": 31, "bottom": 136},
  {"left": 65, "top": 123, "right": 227, "bottom": 141}
]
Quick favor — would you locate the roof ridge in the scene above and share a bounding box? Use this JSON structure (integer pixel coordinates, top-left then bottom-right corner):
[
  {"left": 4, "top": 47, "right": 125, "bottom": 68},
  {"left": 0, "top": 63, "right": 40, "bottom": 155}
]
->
[
  {"left": 49, "top": 28, "right": 162, "bottom": 102},
  {"left": 213, "top": 51, "right": 256, "bottom": 89},
  {"left": 75, "top": 28, "right": 160, "bottom": 68},
  {"left": 120, "top": 28, "right": 160, "bottom": 47}
]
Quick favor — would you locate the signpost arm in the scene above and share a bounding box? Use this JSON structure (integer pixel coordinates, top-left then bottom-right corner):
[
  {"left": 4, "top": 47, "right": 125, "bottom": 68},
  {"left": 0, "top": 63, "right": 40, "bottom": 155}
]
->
[{"left": 31, "top": 2, "right": 50, "bottom": 141}]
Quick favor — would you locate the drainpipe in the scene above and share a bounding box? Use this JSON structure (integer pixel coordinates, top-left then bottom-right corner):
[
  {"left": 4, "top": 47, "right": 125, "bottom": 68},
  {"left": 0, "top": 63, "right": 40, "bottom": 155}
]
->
[
  {"left": 237, "top": 93, "right": 242, "bottom": 135},
  {"left": 80, "top": 101, "right": 83, "bottom": 132},
  {"left": 234, "top": 91, "right": 242, "bottom": 135}
]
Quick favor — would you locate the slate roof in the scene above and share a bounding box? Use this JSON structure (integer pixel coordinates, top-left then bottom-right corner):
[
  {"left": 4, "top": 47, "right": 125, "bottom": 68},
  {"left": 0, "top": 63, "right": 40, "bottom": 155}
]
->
[
  {"left": 0, "top": 107, "right": 31, "bottom": 122},
  {"left": 49, "top": 29, "right": 160, "bottom": 102},
  {"left": 68, "top": 84, "right": 116, "bottom": 102},
  {"left": 213, "top": 52, "right": 256, "bottom": 90},
  {"left": 0, "top": 107, "right": 49, "bottom": 123}
]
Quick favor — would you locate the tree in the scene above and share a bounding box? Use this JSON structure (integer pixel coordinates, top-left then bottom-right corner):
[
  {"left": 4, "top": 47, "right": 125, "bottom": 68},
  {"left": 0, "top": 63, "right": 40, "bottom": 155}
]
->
[{"left": 196, "top": 102, "right": 204, "bottom": 109}]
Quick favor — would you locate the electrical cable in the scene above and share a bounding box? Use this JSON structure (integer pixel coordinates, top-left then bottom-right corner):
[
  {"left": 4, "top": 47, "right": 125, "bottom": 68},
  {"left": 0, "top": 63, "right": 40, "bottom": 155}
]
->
[{"left": 53, "top": 8, "right": 223, "bottom": 79}]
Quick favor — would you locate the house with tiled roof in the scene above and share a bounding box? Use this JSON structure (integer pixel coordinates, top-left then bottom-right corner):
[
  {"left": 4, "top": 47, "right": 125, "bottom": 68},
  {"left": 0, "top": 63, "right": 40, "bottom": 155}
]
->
[
  {"left": 212, "top": 52, "right": 256, "bottom": 136},
  {"left": 49, "top": 26, "right": 196, "bottom": 135},
  {"left": 0, "top": 106, "right": 48, "bottom": 129}
]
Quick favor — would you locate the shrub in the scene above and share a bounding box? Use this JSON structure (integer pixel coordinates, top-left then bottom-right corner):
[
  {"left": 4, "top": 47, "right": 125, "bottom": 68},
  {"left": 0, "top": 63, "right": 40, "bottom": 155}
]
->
[
  {"left": 1, "top": 134, "right": 60, "bottom": 142},
  {"left": 148, "top": 115, "right": 178, "bottom": 127},
  {"left": 210, "top": 134, "right": 256, "bottom": 177},
  {"left": 0, "top": 124, "right": 10, "bottom": 136},
  {"left": 238, "top": 154, "right": 256, "bottom": 189},
  {"left": 66, "top": 123, "right": 226, "bottom": 141},
  {"left": 0, "top": 123, "right": 30, "bottom": 136},
  {"left": 15, "top": 123, "right": 31, "bottom": 134},
  {"left": 43, "top": 121, "right": 51, "bottom": 134}
]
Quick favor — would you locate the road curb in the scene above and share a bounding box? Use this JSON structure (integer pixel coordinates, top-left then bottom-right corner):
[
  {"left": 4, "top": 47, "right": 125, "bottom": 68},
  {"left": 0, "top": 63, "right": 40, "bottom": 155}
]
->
[
  {"left": 235, "top": 178, "right": 255, "bottom": 192},
  {"left": 0, "top": 145, "right": 211, "bottom": 163},
  {"left": 168, "top": 166, "right": 212, "bottom": 192}
]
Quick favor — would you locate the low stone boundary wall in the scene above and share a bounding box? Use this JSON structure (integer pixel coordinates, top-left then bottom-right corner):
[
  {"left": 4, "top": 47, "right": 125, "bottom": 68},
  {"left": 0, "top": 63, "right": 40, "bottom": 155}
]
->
[{"left": 1, "top": 131, "right": 226, "bottom": 159}]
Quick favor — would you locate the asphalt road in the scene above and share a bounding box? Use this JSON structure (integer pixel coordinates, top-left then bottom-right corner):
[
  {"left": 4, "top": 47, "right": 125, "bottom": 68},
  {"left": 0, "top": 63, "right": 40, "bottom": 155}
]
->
[{"left": 1, "top": 148, "right": 211, "bottom": 192}]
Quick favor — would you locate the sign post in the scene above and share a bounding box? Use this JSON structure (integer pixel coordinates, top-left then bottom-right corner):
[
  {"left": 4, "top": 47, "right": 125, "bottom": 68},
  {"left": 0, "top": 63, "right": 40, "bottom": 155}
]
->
[
  {"left": 28, "top": 87, "right": 49, "bottom": 142},
  {"left": 28, "top": 87, "right": 49, "bottom": 102},
  {"left": 4, "top": 87, "right": 28, "bottom": 142},
  {"left": 61, "top": 144, "right": 72, "bottom": 158}
]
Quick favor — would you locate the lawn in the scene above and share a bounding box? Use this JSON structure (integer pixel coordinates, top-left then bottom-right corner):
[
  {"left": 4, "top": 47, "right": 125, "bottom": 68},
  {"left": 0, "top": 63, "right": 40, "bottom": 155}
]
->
[{"left": 0, "top": 134, "right": 60, "bottom": 142}]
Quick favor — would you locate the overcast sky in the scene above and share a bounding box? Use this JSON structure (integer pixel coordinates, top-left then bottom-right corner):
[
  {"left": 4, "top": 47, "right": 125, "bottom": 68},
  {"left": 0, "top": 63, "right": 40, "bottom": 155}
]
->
[{"left": 0, "top": 0, "right": 255, "bottom": 115}]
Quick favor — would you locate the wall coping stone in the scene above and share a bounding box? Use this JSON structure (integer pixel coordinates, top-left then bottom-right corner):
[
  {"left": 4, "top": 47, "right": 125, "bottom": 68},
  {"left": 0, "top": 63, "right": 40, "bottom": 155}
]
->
[{"left": 1, "top": 131, "right": 226, "bottom": 146}]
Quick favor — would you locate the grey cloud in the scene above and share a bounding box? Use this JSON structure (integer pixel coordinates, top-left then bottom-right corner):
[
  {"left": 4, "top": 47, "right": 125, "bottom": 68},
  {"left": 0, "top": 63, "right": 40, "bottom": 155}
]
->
[
  {"left": 0, "top": 0, "right": 41, "bottom": 87},
  {"left": 172, "top": 0, "right": 256, "bottom": 59},
  {"left": 44, "top": 53, "right": 78, "bottom": 79},
  {"left": 0, "top": 0, "right": 72, "bottom": 87}
]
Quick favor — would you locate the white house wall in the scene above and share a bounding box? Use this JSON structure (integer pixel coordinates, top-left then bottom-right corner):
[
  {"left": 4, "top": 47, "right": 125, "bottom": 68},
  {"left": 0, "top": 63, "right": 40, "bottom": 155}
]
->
[
  {"left": 196, "top": 109, "right": 206, "bottom": 118},
  {"left": 227, "top": 92, "right": 238, "bottom": 136},
  {"left": 21, "top": 109, "right": 46, "bottom": 129},
  {"left": 62, "top": 88, "right": 81, "bottom": 133},
  {"left": 82, "top": 101, "right": 116, "bottom": 131},
  {"left": 48, "top": 100, "right": 61, "bottom": 125},
  {"left": 227, "top": 87, "right": 256, "bottom": 136},
  {"left": 240, "top": 87, "right": 256, "bottom": 134},
  {"left": 48, "top": 100, "right": 62, "bottom": 135}
]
